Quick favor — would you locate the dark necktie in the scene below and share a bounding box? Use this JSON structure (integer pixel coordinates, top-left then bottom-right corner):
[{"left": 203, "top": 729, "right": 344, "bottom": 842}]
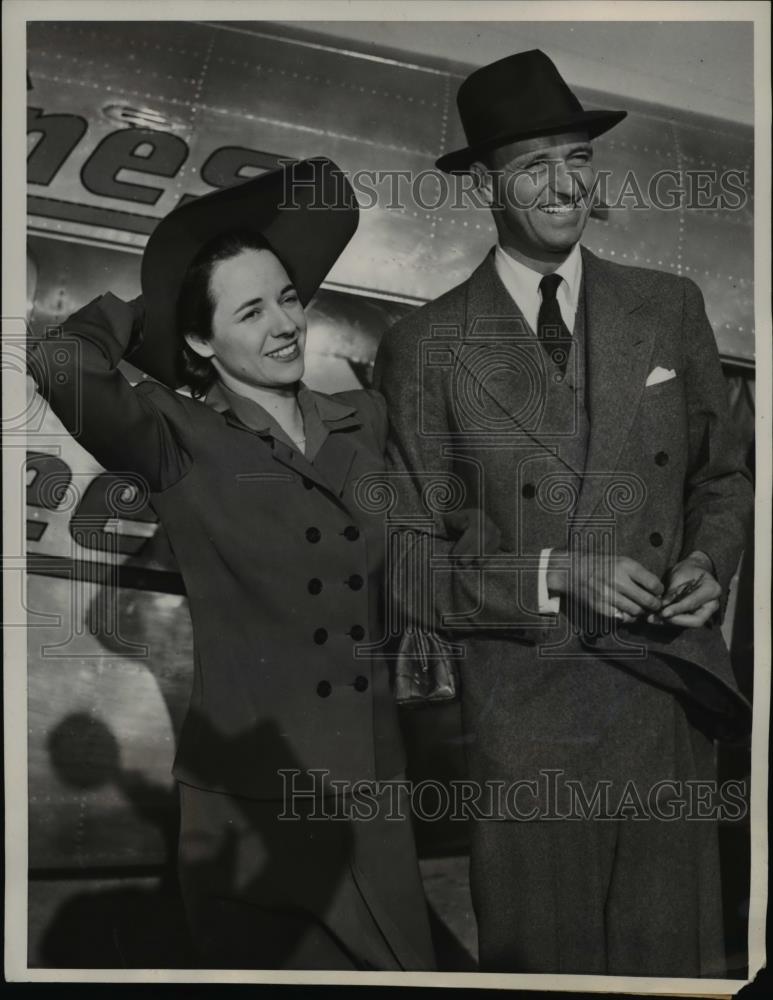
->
[{"left": 537, "top": 273, "right": 570, "bottom": 374}]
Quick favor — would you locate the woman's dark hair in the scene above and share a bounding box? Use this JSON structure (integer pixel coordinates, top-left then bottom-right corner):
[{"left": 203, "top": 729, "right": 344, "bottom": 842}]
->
[{"left": 176, "top": 230, "right": 290, "bottom": 397}]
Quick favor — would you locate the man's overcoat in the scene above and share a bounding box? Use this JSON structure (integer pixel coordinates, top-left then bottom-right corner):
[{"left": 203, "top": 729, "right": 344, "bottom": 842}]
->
[{"left": 374, "top": 246, "right": 754, "bottom": 973}]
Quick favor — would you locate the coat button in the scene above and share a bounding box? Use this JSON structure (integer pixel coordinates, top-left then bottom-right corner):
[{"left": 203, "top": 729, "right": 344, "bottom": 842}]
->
[
  {"left": 655, "top": 451, "right": 669, "bottom": 466},
  {"left": 649, "top": 532, "right": 663, "bottom": 547},
  {"left": 343, "top": 526, "right": 360, "bottom": 541},
  {"left": 316, "top": 680, "right": 332, "bottom": 698},
  {"left": 302, "top": 477, "right": 314, "bottom": 490},
  {"left": 306, "top": 527, "right": 321, "bottom": 543},
  {"left": 353, "top": 676, "right": 369, "bottom": 692},
  {"left": 308, "top": 578, "right": 322, "bottom": 595},
  {"left": 521, "top": 483, "right": 536, "bottom": 499},
  {"left": 349, "top": 625, "right": 365, "bottom": 641},
  {"left": 313, "top": 628, "right": 328, "bottom": 645},
  {"left": 346, "top": 574, "right": 364, "bottom": 591}
]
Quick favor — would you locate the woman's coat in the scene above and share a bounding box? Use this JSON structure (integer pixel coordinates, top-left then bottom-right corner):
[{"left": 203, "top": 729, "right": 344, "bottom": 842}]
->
[{"left": 30, "top": 292, "right": 405, "bottom": 801}]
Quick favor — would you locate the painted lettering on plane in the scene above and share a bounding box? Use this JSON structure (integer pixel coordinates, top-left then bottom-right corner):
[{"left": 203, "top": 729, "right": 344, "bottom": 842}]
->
[{"left": 28, "top": 105, "right": 284, "bottom": 211}]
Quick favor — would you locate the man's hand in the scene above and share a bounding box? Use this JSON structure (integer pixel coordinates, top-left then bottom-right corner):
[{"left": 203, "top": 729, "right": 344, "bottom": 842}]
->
[
  {"left": 547, "top": 549, "right": 664, "bottom": 624},
  {"left": 647, "top": 551, "right": 721, "bottom": 628}
]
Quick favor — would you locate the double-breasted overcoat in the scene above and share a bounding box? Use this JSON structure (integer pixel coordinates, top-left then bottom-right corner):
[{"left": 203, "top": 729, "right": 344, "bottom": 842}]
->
[
  {"left": 31, "top": 293, "right": 434, "bottom": 970},
  {"left": 374, "top": 245, "right": 754, "bottom": 975}
]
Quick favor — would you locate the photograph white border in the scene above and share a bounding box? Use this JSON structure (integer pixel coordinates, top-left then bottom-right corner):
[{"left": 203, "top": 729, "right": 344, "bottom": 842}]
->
[{"left": 4, "top": 0, "right": 771, "bottom": 992}]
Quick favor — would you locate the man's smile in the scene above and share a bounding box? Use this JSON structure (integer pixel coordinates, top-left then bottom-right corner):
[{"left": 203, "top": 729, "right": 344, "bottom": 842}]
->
[{"left": 537, "top": 203, "right": 582, "bottom": 216}]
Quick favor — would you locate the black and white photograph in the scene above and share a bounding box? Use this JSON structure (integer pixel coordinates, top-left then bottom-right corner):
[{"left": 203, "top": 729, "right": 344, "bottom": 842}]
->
[{"left": 3, "top": 0, "right": 770, "bottom": 992}]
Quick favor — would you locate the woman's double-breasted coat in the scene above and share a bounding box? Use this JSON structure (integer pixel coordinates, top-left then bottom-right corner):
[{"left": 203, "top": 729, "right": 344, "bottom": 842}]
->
[
  {"left": 32, "top": 292, "right": 406, "bottom": 799},
  {"left": 30, "top": 292, "right": 434, "bottom": 970}
]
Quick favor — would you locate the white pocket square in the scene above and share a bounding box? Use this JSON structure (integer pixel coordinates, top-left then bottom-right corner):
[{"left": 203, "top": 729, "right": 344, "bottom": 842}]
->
[{"left": 645, "top": 366, "right": 676, "bottom": 387}]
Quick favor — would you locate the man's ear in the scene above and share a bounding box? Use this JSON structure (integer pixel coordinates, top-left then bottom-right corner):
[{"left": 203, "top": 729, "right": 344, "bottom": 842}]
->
[
  {"left": 184, "top": 332, "right": 215, "bottom": 359},
  {"left": 469, "top": 160, "right": 495, "bottom": 209}
]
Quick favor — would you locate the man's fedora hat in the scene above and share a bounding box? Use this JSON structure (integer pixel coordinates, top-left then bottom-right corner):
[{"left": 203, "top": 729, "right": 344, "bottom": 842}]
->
[
  {"left": 132, "top": 157, "right": 358, "bottom": 387},
  {"left": 436, "top": 49, "right": 626, "bottom": 173}
]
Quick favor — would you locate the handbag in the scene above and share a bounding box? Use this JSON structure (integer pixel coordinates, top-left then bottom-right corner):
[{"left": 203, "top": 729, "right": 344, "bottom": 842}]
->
[
  {"left": 394, "top": 628, "right": 459, "bottom": 705},
  {"left": 392, "top": 507, "right": 502, "bottom": 705}
]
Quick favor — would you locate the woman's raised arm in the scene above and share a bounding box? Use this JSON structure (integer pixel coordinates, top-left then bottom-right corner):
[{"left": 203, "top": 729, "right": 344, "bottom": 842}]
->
[{"left": 28, "top": 293, "right": 191, "bottom": 492}]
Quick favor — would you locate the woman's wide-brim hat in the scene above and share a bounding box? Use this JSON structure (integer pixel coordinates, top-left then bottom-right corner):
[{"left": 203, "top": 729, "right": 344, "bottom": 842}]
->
[
  {"left": 132, "top": 157, "right": 359, "bottom": 387},
  {"left": 436, "top": 49, "right": 627, "bottom": 174}
]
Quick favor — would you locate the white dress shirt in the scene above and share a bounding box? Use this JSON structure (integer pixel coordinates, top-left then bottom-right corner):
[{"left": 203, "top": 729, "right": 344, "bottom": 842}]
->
[
  {"left": 493, "top": 242, "right": 584, "bottom": 615},
  {"left": 494, "top": 242, "right": 582, "bottom": 335}
]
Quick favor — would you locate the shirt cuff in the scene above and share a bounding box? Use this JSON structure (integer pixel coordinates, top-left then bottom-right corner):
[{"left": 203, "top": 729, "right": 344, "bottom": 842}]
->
[{"left": 538, "top": 547, "right": 561, "bottom": 615}]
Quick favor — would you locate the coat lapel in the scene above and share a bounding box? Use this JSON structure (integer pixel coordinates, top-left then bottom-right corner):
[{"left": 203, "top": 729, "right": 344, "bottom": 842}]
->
[
  {"left": 223, "top": 394, "right": 363, "bottom": 499},
  {"left": 464, "top": 249, "right": 530, "bottom": 336},
  {"left": 459, "top": 248, "right": 658, "bottom": 520},
  {"left": 306, "top": 392, "right": 363, "bottom": 497},
  {"left": 460, "top": 251, "right": 546, "bottom": 437},
  {"left": 573, "top": 246, "right": 655, "bottom": 522}
]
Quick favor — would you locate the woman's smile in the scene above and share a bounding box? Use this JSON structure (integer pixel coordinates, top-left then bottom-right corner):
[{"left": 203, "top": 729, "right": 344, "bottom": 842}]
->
[{"left": 265, "top": 340, "right": 301, "bottom": 361}]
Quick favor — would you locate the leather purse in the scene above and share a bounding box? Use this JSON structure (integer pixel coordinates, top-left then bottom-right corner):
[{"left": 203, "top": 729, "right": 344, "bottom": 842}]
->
[
  {"left": 392, "top": 507, "right": 502, "bottom": 705},
  {"left": 394, "top": 628, "right": 459, "bottom": 704}
]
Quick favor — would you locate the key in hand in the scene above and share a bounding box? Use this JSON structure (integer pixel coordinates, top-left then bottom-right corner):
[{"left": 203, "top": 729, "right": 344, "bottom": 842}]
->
[{"left": 662, "top": 574, "right": 704, "bottom": 609}]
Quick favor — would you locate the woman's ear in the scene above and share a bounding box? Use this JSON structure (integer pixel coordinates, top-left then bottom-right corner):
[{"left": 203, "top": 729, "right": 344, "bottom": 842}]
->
[{"left": 184, "top": 332, "right": 215, "bottom": 359}]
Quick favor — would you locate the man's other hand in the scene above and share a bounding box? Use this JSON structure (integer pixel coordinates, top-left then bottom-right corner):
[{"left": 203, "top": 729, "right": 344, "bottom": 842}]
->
[
  {"left": 548, "top": 550, "right": 664, "bottom": 623},
  {"left": 647, "top": 551, "right": 721, "bottom": 628}
]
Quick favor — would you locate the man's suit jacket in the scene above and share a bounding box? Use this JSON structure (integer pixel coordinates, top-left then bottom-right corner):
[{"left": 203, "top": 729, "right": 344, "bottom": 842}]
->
[{"left": 374, "top": 246, "right": 753, "bottom": 743}]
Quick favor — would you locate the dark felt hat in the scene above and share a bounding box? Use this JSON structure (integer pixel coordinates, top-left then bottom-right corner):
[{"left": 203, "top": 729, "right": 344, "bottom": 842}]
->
[
  {"left": 436, "top": 49, "right": 626, "bottom": 173},
  {"left": 132, "top": 157, "right": 359, "bottom": 387}
]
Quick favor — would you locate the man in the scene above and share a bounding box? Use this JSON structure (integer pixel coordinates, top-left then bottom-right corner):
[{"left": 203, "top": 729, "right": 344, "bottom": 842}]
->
[{"left": 374, "top": 50, "right": 753, "bottom": 975}]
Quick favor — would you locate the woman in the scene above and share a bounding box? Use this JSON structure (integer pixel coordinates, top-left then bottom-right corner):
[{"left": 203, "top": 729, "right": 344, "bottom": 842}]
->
[{"left": 29, "top": 158, "right": 435, "bottom": 971}]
